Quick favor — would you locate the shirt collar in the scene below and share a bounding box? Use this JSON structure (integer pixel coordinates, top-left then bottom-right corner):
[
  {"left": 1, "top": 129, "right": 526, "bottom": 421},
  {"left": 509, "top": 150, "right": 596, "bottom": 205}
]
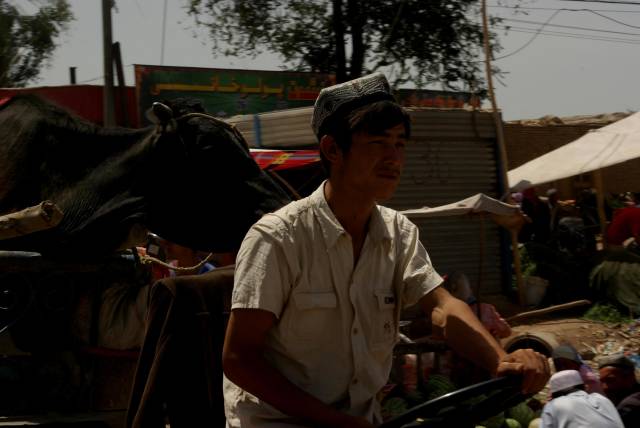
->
[{"left": 310, "top": 181, "right": 392, "bottom": 248}]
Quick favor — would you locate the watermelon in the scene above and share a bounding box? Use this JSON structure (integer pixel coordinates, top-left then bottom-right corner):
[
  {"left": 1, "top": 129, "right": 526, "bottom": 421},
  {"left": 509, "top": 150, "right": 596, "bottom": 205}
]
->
[
  {"left": 424, "top": 374, "right": 456, "bottom": 400},
  {"left": 381, "top": 397, "right": 409, "bottom": 420},
  {"left": 507, "top": 402, "right": 535, "bottom": 428},
  {"left": 504, "top": 418, "right": 522, "bottom": 428},
  {"left": 479, "top": 412, "right": 505, "bottom": 428},
  {"left": 405, "top": 389, "right": 427, "bottom": 406},
  {"left": 528, "top": 418, "right": 541, "bottom": 428}
]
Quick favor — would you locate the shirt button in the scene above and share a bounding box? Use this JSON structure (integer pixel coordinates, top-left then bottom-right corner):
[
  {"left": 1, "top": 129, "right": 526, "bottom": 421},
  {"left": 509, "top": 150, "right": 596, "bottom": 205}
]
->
[
  {"left": 352, "top": 378, "right": 358, "bottom": 385},
  {"left": 353, "top": 328, "right": 358, "bottom": 335}
]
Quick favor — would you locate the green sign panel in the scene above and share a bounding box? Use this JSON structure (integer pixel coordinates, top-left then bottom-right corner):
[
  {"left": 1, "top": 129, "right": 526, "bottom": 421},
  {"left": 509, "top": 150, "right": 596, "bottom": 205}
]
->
[{"left": 135, "top": 65, "right": 335, "bottom": 123}]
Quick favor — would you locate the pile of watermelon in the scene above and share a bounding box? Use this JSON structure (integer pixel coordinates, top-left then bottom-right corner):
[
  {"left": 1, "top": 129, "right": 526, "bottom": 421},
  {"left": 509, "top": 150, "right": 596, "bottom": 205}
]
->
[{"left": 380, "top": 372, "right": 540, "bottom": 427}]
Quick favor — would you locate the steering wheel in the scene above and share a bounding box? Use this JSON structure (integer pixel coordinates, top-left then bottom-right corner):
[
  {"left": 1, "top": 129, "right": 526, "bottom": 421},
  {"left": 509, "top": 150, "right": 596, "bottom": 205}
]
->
[{"left": 379, "top": 376, "right": 528, "bottom": 428}]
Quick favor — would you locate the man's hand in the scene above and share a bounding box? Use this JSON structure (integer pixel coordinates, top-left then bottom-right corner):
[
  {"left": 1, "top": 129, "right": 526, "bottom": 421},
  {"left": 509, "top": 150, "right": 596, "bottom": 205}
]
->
[{"left": 496, "top": 348, "right": 550, "bottom": 394}]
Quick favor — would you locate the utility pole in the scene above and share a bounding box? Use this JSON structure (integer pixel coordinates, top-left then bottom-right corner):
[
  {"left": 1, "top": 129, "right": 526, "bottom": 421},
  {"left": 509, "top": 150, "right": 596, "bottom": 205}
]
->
[
  {"left": 481, "top": 0, "right": 525, "bottom": 306},
  {"left": 161, "top": 0, "right": 168, "bottom": 64},
  {"left": 102, "top": 0, "right": 116, "bottom": 127}
]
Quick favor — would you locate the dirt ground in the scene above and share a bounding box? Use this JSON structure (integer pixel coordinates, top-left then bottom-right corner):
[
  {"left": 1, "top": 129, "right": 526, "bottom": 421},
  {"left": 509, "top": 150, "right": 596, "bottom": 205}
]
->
[
  {"left": 483, "top": 293, "right": 638, "bottom": 358},
  {"left": 479, "top": 293, "right": 640, "bottom": 404}
]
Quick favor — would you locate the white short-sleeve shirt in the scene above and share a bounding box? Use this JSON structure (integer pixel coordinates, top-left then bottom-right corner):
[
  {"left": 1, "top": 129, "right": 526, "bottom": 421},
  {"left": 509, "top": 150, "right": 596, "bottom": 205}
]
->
[
  {"left": 224, "top": 182, "right": 442, "bottom": 427},
  {"left": 541, "top": 390, "right": 624, "bottom": 428}
]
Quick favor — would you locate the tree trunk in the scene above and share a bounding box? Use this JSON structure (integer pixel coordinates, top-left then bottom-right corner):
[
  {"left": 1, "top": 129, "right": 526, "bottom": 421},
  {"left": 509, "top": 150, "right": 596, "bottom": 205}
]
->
[
  {"left": 332, "top": 0, "right": 347, "bottom": 83},
  {"left": 347, "top": 0, "right": 365, "bottom": 80}
]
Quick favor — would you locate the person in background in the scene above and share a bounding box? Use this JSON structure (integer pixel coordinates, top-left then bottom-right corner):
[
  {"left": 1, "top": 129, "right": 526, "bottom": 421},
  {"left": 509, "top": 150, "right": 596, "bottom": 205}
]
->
[
  {"left": 551, "top": 344, "right": 602, "bottom": 394},
  {"left": 546, "top": 188, "right": 560, "bottom": 234},
  {"left": 221, "top": 72, "right": 549, "bottom": 428},
  {"left": 520, "top": 186, "right": 552, "bottom": 244},
  {"left": 606, "top": 204, "right": 640, "bottom": 247},
  {"left": 443, "top": 271, "right": 512, "bottom": 339},
  {"left": 541, "top": 370, "right": 623, "bottom": 428},
  {"left": 598, "top": 353, "right": 640, "bottom": 427}
]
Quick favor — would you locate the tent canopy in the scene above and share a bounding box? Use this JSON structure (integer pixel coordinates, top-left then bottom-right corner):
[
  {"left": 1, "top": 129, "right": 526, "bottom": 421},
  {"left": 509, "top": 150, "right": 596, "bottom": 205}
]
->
[
  {"left": 401, "top": 193, "right": 527, "bottom": 232},
  {"left": 507, "top": 112, "right": 640, "bottom": 188}
]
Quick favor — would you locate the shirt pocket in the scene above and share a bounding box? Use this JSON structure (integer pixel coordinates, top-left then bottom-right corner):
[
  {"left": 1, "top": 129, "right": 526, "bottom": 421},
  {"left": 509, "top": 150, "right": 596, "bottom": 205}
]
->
[
  {"left": 372, "top": 290, "right": 397, "bottom": 347},
  {"left": 285, "top": 291, "right": 338, "bottom": 342}
]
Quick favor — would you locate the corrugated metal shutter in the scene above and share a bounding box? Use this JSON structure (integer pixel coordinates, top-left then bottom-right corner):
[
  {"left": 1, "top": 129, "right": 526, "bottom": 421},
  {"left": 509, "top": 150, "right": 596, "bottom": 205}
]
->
[
  {"left": 385, "top": 109, "right": 505, "bottom": 295},
  {"left": 226, "top": 107, "right": 317, "bottom": 148},
  {"left": 227, "top": 107, "right": 507, "bottom": 295}
]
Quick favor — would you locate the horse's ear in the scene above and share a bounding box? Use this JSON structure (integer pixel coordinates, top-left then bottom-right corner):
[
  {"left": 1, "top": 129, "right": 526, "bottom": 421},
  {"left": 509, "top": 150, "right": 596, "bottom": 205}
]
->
[{"left": 145, "top": 102, "right": 174, "bottom": 127}]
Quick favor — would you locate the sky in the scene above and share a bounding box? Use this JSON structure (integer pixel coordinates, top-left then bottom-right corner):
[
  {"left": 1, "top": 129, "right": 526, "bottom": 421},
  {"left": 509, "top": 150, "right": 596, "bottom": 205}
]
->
[{"left": 30, "top": 0, "right": 640, "bottom": 121}]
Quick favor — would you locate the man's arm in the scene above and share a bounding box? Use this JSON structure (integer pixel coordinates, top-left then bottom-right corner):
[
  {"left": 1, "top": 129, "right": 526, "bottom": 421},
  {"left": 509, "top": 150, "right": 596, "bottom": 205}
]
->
[
  {"left": 419, "top": 287, "right": 549, "bottom": 394},
  {"left": 223, "top": 308, "right": 373, "bottom": 428}
]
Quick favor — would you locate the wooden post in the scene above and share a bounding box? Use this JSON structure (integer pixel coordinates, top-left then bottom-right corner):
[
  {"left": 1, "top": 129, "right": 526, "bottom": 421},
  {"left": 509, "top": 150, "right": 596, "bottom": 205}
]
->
[
  {"left": 113, "top": 42, "right": 129, "bottom": 127},
  {"left": 593, "top": 169, "right": 608, "bottom": 249},
  {"left": 102, "top": 0, "right": 115, "bottom": 127},
  {"left": 481, "top": 0, "right": 525, "bottom": 305}
]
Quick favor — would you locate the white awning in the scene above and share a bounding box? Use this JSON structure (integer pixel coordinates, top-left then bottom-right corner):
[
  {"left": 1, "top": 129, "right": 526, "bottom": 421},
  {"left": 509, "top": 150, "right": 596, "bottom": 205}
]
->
[
  {"left": 508, "top": 111, "right": 640, "bottom": 188},
  {"left": 401, "top": 193, "right": 527, "bottom": 232},
  {"left": 401, "top": 193, "right": 519, "bottom": 218}
]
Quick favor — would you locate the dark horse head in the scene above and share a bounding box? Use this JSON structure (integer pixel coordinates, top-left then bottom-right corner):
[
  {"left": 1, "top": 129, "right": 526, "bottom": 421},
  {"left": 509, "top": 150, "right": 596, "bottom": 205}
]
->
[{"left": 0, "top": 95, "right": 291, "bottom": 257}]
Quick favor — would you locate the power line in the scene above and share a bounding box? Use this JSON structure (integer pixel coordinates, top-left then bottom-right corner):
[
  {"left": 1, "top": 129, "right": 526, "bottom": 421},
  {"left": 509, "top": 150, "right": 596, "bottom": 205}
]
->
[
  {"left": 503, "top": 17, "right": 640, "bottom": 35},
  {"left": 496, "top": 25, "right": 640, "bottom": 45},
  {"left": 485, "top": 7, "right": 640, "bottom": 61},
  {"left": 490, "top": 4, "right": 640, "bottom": 12},
  {"left": 588, "top": 9, "right": 640, "bottom": 28},
  {"left": 490, "top": 4, "right": 640, "bottom": 13},
  {"left": 561, "top": 0, "right": 640, "bottom": 5},
  {"left": 491, "top": 10, "right": 562, "bottom": 60},
  {"left": 76, "top": 65, "right": 134, "bottom": 85}
]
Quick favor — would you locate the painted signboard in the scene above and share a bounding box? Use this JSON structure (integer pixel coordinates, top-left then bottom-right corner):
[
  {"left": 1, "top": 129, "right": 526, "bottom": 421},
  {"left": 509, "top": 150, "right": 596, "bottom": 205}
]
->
[
  {"left": 135, "top": 65, "right": 480, "bottom": 125},
  {"left": 396, "top": 88, "right": 480, "bottom": 109},
  {"left": 135, "top": 65, "right": 335, "bottom": 123}
]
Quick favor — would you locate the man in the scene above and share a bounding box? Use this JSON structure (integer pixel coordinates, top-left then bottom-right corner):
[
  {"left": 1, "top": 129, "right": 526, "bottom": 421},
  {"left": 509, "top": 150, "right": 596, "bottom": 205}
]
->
[
  {"left": 552, "top": 344, "right": 602, "bottom": 394},
  {"left": 541, "top": 370, "right": 623, "bottom": 428},
  {"left": 222, "top": 72, "right": 549, "bottom": 427},
  {"left": 599, "top": 353, "right": 640, "bottom": 427},
  {"left": 444, "top": 271, "right": 511, "bottom": 339}
]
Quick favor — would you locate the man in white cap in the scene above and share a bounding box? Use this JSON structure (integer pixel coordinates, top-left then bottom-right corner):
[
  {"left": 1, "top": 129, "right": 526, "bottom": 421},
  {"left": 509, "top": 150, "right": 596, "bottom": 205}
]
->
[
  {"left": 222, "top": 72, "right": 550, "bottom": 428},
  {"left": 541, "top": 370, "right": 623, "bottom": 428}
]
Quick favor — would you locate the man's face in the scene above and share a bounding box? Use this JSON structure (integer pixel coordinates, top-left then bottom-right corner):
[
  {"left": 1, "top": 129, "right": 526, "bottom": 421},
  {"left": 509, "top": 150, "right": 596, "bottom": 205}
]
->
[
  {"left": 599, "top": 366, "right": 636, "bottom": 402},
  {"left": 339, "top": 123, "right": 407, "bottom": 202}
]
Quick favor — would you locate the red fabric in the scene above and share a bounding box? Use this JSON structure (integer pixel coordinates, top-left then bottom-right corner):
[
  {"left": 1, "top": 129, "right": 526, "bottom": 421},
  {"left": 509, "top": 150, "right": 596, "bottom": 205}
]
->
[
  {"left": 0, "top": 85, "right": 139, "bottom": 127},
  {"left": 469, "top": 303, "right": 512, "bottom": 339},
  {"left": 607, "top": 207, "right": 640, "bottom": 245},
  {"left": 250, "top": 150, "right": 320, "bottom": 171}
]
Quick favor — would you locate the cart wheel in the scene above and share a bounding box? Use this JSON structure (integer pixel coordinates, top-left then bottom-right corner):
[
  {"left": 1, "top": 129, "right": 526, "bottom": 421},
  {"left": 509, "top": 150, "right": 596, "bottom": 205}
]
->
[{"left": 379, "top": 376, "right": 528, "bottom": 428}]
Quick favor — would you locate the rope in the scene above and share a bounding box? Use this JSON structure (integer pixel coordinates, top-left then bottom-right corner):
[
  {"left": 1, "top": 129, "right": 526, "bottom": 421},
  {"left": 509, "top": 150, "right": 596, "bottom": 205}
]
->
[{"left": 139, "top": 252, "right": 215, "bottom": 272}]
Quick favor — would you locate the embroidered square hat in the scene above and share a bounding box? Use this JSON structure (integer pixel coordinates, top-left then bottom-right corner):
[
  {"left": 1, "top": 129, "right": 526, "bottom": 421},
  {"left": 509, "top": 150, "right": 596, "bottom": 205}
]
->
[
  {"left": 549, "top": 370, "right": 584, "bottom": 395},
  {"left": 311, "top": 72, "right": 396, "bottom": 139}
]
